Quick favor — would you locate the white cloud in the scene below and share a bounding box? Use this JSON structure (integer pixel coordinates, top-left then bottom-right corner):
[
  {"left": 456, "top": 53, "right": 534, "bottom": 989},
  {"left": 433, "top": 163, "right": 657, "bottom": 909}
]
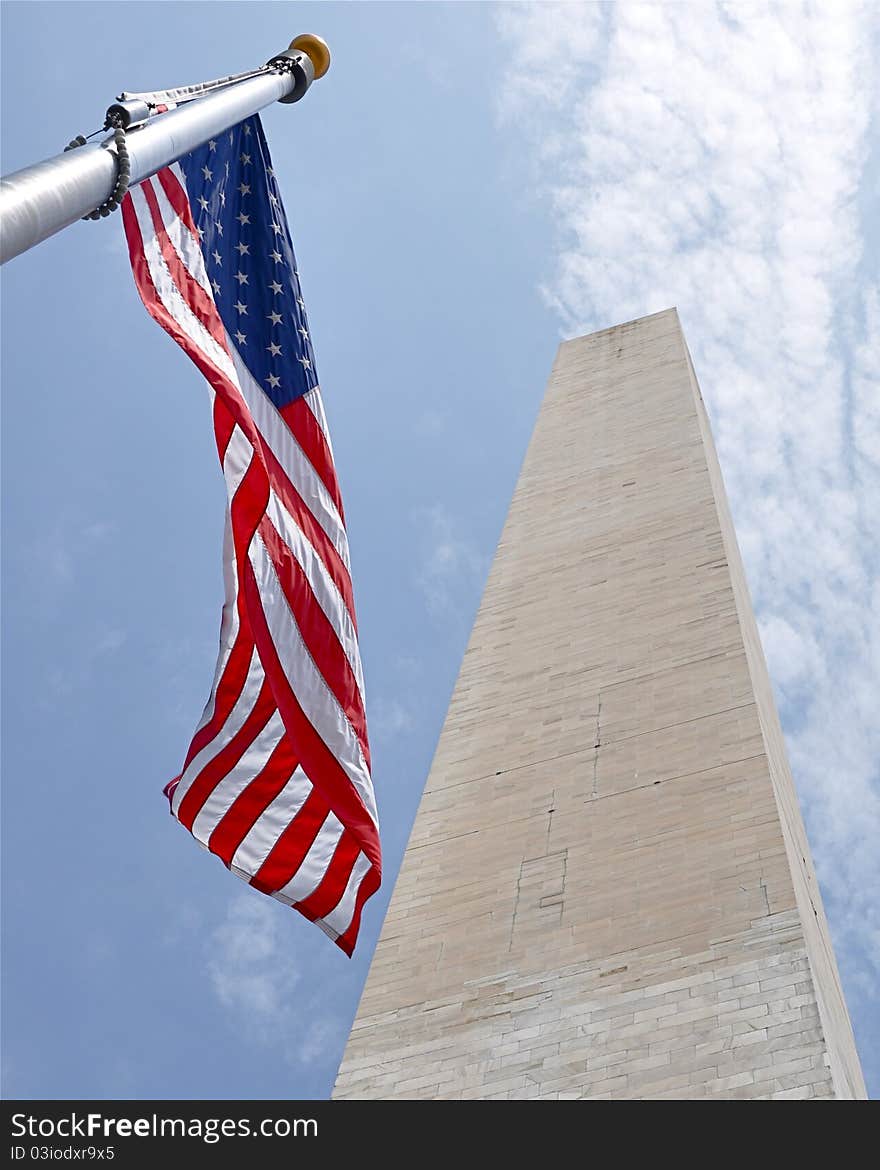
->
[
  {"left": 81, "top": 521, "right": 117, "bottom": 543},
  {"left": 852, "top": 285, "right": 880, "bottom": 478},
  {"left": 414, "top": 504, "right": 488, "bottom": 620},
  {"left": 297, "top": 1016, "right": 348, "bottom": 1066},
  {"left": 207, "top": 894, "right": 300, "bottom": 1026},
  {"left": 496, "top": 0, "right": 879, "bottom": 1025},
  {"left": 414, "top": 408, "right": 446, "bottom": 438},
  {"left": 205, "top": 893, "right": 349, "bottom": 1070},
  {"left": 94, "top": 626, "right": 127, "bottom": 656},
  {"left": 369, "top": 696, "right": 416, "bottom": 742}
]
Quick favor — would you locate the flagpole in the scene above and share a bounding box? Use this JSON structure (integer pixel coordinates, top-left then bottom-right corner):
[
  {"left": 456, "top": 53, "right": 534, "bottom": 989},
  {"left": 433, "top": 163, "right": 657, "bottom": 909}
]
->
[{"left": 0, "top": 35, "right": 331, "bottom": 266}]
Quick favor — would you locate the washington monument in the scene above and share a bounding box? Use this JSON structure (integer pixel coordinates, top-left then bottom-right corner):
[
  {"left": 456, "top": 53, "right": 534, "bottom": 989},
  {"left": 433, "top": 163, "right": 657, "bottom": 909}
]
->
[{"left": 334, "top": 309, "right": 865, "bottom": 1099}]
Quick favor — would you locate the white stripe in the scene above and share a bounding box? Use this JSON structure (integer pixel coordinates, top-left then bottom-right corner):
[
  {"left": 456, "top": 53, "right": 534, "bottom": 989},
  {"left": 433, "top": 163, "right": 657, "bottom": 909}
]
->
[
  {"left": 194, "top": 485, "right": 241, "bottom": 735},
  {"left": 128, "top": 183, "right": 239, "bottom": 389},
  {"left": 194, "top": 422, "right": 253, "bottom": 733},
  {"left": 222, "top": 421, "right": 255, "bottom": 496},
  {"left": 172, "top": 426, "right": 260, "bottom": 815},
  {"left": 275, "top": 811, "right": 345, "bottom": 904},
  {"left": 231, "top": 347, "right": 351, "bottom": 573},
  {"left": 304, "top": 386, "right": 333, "bottom": 454},
  {"left": 127, "top": 188, "right": 243, "bottom": 740},
  {"left": 171, "top": 645, "right": 265, "bottom": 816},
  {"left": 229, "top": 765, "right": 312, "bottom": 876},
  {"left": 189, "top": 710, "right": 286, "bottom": 845},
  {"left": 151, "top": 165, "right": 214, "bottom": 297},
  {"left": 247, "top": 532, "right": 378, "bottom": 826},
  {"left": 265, "top": 489, "right": 366, "bottom": 699},
  {"left": 317, "top": 851, "right": 372, "bottom": 940}
]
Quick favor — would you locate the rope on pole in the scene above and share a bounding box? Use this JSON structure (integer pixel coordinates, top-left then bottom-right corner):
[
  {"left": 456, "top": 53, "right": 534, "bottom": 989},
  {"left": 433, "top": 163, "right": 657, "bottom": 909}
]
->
[{"left": 64, "top": 126, "right": 130, "bottom": 221}]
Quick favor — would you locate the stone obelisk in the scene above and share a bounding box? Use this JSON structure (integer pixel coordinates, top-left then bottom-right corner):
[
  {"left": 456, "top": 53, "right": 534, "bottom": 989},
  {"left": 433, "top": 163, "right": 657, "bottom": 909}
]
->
[{"left": 335, "top": 309, "right": 865, "bottom": 1099}]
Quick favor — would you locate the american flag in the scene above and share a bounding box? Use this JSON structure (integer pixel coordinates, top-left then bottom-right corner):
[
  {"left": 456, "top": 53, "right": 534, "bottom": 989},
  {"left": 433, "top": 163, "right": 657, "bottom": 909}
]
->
[{"left": 121, "top": 115, "right": 381, "bottom": 955}]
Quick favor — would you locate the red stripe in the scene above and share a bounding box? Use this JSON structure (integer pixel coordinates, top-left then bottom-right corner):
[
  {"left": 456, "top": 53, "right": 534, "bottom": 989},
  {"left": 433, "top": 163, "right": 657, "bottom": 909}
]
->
[
  {"left": 258, "top": 515, "right": 370, "bottom": 769},
  {"left": 243, "top": 557, "right": 381, "bottom": 872},
  {"left": 133, "top": 178, "right": 359, "bottom": 637},
  {"left": 254, "top": 431, "right": 358, "bottom": 629},
  {"left": 176, "top": 628, "right": 252, "bottom": 775},
  {"left": 250, "top": 789, "right": 327, "bottom": 894},
  {"left": 280, "top": 396, "right": 345, "bottom": 521},
  {"left": 139, "top": 177, "right": 228, "bottom": 354},
  {"left": 295, "top": 829, "right": 361, "bottom": 922},
  {"left": 155, "top": 165, "right": 201, "bottom": 246},
  {"left": 122, "top": 191, "right": 269, "bottom": 484},
  {"left": 213, "top": 394, "right": 236, "bottom": 462},
  {"left": 334, "top": 862, "right": 382, "bottom": 958},
  {"left": 123, "top": 196, "right": 259, "bottom": 788},
  {"left": 172, "top": 408, "right": 276, "bottom": 821},
  {"left": 176, "top": 680, "right": 276, "bottom": 831},
  {"left": 175, "top": 405, "right": 269, "bottom": 782},
  {"left": 207, "top": 736, "right": 300, "bottom": 865}
]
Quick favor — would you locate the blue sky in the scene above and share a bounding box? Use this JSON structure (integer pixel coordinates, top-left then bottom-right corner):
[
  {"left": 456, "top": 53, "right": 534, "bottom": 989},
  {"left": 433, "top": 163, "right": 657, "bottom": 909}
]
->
[{"left": 2, "top": 2, "right": 877, "bottom": 1100}]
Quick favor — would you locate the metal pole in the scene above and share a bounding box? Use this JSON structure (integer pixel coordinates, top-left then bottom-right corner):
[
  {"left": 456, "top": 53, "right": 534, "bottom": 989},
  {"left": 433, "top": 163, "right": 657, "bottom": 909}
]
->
[{"left": 0, "top": 35, "right": 330, "bottom": 266}]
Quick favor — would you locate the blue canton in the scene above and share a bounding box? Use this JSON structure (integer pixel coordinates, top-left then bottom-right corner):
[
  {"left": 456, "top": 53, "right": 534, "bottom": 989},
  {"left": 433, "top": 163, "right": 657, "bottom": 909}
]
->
[{"left": 178, "top": 116, "right": 318, "bottom": 408}]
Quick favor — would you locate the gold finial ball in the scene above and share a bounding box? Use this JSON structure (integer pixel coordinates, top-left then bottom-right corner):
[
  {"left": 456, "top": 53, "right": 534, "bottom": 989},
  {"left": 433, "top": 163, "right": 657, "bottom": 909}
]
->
[{"left": 289, "top": 34, "right": 331, "bottom": 80}]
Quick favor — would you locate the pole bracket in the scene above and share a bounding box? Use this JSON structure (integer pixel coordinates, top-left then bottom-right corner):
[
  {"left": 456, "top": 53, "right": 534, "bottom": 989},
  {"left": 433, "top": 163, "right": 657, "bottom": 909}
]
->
[{"left": 265, "top": 49, "right": 315, "bottom": 104}]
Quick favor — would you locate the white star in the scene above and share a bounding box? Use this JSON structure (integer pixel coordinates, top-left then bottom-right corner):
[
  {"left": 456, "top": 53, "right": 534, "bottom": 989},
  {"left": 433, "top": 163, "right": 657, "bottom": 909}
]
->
[
  {"left": 297, "top": 296, "right": 306, "bottom": 310},
  {"left": 238, "top": 182, "right": 251, "bottom": 196},
  {"left": 298, "top": 325, "right": 309, "bottom": 340},
  {"left": 219, "top": 190, "right": 226, "bottom": 207},
  {"left": 197, "top": 196, "right": 209, "bottom": 211},
  {"left": 267, "top": 311, "right": 282, "bottom": 326},
  {"left": 228, "top": 130, "right": 234, "bottom": 145},
  {"left": 234, "top": 271, "right": 248, "bottom": 285},
  {"left": 201, "top": 165, "right": 212, "bottom": 181},
  {"left": 234, "top": 330, "right": 246, "bottom": 345},
  {"left": 269, "top": 280, "right": 283, "bottom": 295},
  {"left": 235, "top": 242, "right": 250, "bottom": 256},
  {"left": 267, "top": 166, "right": 275, "bottom": 178},
  {"left": 269, "top": 250, "right": 283, "bottom": 264},
  {"left": 237, "top": 212, "right": 250, "bottom": 226},
  {"left": 265, "top": 373, "right": 281, "bottom": 389},
  {"left": 225, "top": 161, "right": 230, "bottom": 178},
  {"left": 269, "top": 192, "right": 279, "bottom": 207},
  {"left": 270, "top": 222, "right": 282, "bottom": 235},
  {"left": 195, "top": 225, "right": 204, "bottom": 241},
  {"left": 267, "top": 342, "right": 282, "bottom": 357},
  {"left": 233, "top": 300, "right": 247, "bottom": 315},
  {"left": 215, "top": 220, "right": 223, "bottom": 236},
  {"left": 240, "top": 152, "right": 251, "bottom": 165},
  {"left": 208, "top": 139, "right": 217, "bottom": 152},
  {"left": 298, "top": 356, "right": 312, "bottom": 371},
  {"left": 212, "top": 250, "right": 222, "bottom": 265},
  {"left": 211, "top": 278, "right": 221, "bottom": 294},
  {"left": 243, "top": 123, "right": 252, "bottom": 136}
]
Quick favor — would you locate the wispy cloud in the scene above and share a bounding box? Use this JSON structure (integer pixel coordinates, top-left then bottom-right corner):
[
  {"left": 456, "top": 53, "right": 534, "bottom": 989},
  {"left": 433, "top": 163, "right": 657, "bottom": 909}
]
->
[
  {"left": 496, "top": 0, "right": 879, "bottom": 1032},
  {"left": 413, "top": 504, "right": 488, "bottom": 621},
  {"left": 207, "top": 894, "right": 301, "bottom": 1031},
  {"left": 414, "top": 408, "right": 446, "bottom": 438},
  {"left": 369, "top": 696, "right": 416, "bottom": 743},
  {"left": 205, "top": 893, "right": 347, "bottom": 1069},
  {"left": 18, "top": 518, "right": 117, "bottom": 610}
]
